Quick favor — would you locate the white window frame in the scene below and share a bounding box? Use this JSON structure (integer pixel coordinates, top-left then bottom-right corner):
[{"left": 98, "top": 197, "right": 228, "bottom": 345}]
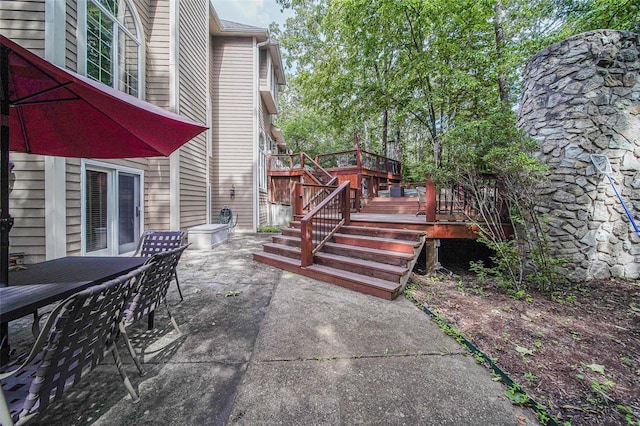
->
[
  {"left": 81, "top": 0, "right": 143, "bottom": 97},
  {"left": 80, "top": 159, "right": 144, "bottom": 256}
]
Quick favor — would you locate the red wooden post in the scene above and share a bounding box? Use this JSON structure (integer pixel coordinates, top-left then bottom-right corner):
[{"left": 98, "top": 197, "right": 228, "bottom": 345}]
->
[
  {"left": 343, "top": 182, "right": 351, "bottom": 225},
  {"left": 425, "top": 174, "right": 437, "bottom": 222},
  {"left": 300, "top": 218, "right": 313, "bottom": 267},
  {"left": 356, "top": 149, "right": 362, "bottom": 168},
  {"left": 293, "top": 182, "right": 303, "bottom": 217}
]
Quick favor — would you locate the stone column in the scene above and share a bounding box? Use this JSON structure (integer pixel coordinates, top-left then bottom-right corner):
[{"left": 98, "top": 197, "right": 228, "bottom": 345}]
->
[{"left": 517, "top": 30, "right": 640, "bottom": 281}]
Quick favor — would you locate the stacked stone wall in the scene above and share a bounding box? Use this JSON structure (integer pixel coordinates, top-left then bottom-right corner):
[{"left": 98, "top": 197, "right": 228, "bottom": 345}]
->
[{"left": 517, "top": 30, "right": 640, "bottom": 281}]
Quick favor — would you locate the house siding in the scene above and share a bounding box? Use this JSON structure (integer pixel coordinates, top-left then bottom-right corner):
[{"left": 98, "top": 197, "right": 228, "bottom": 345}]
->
[
  {"left": 210, "top": 36, "right": 255, "bottom": 232},
  {"left": 1, "top": 1, "right": 47, "bottom": 263},
  {"left": 177, "top": 0, "right": 208, "bottom": 230},
  {"left": 258, "top": 96, "right": 268, "bottom": 227},
  {"left": 2, "top": 1, "right": 282, "bottom": 262},
  {"left": 145, "top": 0, "right": 171, "bottom": 230},
  {"left": 65, "top": 0, "right": 77, "bottom": 70},
  {"left": 0, "top": 0, "right": 45, "bottom": 56}
]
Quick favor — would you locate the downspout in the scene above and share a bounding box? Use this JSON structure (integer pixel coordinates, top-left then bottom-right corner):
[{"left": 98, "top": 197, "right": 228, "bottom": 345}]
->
[{"left": 254, "top": 38, "right": 269, "bottom": 232}]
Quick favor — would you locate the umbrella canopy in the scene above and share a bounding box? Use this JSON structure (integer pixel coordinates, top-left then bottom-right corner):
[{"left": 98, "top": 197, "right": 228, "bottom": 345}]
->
[{"left": 0, "top": 35, "right": 208, "bottom": 286}]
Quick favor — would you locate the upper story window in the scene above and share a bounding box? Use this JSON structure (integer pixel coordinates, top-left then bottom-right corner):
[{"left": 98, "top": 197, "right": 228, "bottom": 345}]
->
[{"left": 86, "top": 0, "right": 140, "bottom": 97}]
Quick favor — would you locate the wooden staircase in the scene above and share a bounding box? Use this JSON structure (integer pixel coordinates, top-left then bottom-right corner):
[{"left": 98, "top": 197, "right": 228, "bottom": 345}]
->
[
  {"left": 360, "top": 196, "right": 420, "bottom": 215},
  {"left": 254, "top": 221, "right": 426, "bottom": 300}
]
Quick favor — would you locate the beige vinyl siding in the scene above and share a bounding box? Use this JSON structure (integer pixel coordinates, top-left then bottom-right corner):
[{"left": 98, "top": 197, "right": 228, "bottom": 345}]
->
[
  {"left": 1, "top": 2, "right": 47, "bottom": 264},
  {"left": 177, "top": 0, "right": 208, "bottom": 229},
  {"left": 65, "top": 0, "right": 77, "bottom": 70},
  {"left": 210, "top": 36, "right": 255, "bottom": 232},
  {"left": 131, "top": 0, "right": 148, "bottom": 40},
  {"left": 258, "top": 97, "right": 268, "bottom": 223},
  {"left": 259, "top": 191, "right": 268, "bottom": 227},
  {"left": 65, "top": 158, "right": 82, "bottom": 255},
  {"left": 259, "top": 48, "right": 267, "bottom": 86},
  {"left": 0, "top": 1, "right": 45, "bottom": 56},
  {"left": 209, "top": 40, "right": 217, "bottom": 222},
  {"left": 64, "top": 2, "right": 79, "bottom": 255},
  {"left": 145, "top": 0, "right": 171, "bottom": 230},
  {"left": 8, "top": 155, "right": 47, "bottom": 263}
]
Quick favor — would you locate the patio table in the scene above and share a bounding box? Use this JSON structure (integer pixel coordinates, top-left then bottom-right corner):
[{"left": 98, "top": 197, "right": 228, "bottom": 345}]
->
[{"left": 0, "top": 256, "right": 147, "bottom": 365}]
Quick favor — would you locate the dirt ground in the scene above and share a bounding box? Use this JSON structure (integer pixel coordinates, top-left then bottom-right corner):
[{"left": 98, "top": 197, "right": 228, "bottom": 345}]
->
[{"left": 407, "top": 269, "right": 640, "bottom": 426}]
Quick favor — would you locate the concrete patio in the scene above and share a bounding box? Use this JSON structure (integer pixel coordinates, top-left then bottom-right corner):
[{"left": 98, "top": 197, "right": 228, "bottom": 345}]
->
[{"left": 7, "top": 233, "right": 538, "bottom": 425}]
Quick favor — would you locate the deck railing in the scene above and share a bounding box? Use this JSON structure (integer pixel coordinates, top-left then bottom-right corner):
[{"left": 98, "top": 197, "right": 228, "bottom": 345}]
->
[
  {"left": 423, "top": 174, "right": 505, "bottom": 222},
  {"left": 296, "top": 181, "right": 351, "bottom": 267},
  {"left": 315, "top": 149, "right": 402, "bottom": 178},
  {"left": 269, "top": 153, "right": 336, "bottom": 186}
]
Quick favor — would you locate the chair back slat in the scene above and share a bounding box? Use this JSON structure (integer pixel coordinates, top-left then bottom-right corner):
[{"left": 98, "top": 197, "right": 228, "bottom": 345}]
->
[
  {"left": 3, "top": 265, "right": 148, "bottom": 421},
  {"left": 136, "top": 231, "right": 185, "bottom": 257},
  {"left": 124, "top": 245, "right": 188, "bottom": 325}
]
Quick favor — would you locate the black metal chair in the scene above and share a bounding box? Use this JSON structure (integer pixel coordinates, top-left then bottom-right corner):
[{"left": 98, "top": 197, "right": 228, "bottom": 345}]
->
[
  {"left": 134, "top": 230, "right": 186, "bottom": 301},
  {"left": 0, "top": 265, "right": 149, "bottom": 425},
  {"left": 120, "top": 245, "right": 188, "bottom": 376}
]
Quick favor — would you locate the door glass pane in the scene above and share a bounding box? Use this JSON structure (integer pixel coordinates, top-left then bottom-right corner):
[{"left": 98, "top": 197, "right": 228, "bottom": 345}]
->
[
  {"left": 118, "top": 173, "right": 140, "bottom": 254},
  {"left": 119, "top": 174, "right": 134, "bottom": 246},
  {"left": 85, "top": 170, "right": 108, "bottom": 252}
]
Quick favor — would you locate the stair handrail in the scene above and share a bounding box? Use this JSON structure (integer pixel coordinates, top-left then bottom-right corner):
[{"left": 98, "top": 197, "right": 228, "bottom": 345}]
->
[
  {"left": 300, "top": 181, "right": 351, "bottom": 267},
  {"left": 299, "top": 153, "right": 338, "bottom": 211},
  {"left": 301, "top": 152, "right": 336, "bottom": 185}
]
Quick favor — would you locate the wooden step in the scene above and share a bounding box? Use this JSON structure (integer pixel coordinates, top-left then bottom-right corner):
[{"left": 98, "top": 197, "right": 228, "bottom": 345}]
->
[
  {"left": 365, "top": 197, "right": 419, "bottom": 203},
  {"left": 253, "top": 252, "right": 402, "bottom": 299},
  {"left": 332, "top": 233, "right": 419, "bottom": 254},
  {"left": 305, "top": 264, "right": 402, "bottom": 300},
  {"left": 281, "top": 227, "right": 301, "bottom": 237},
  {"left": 253, "top": 251, "right": 302, "bottom": 271},
  {"left": 314, "top": 251, "right": 408, "bottom": 283},
  {"left": 364, "top": 201, "right": 418, "bottom": 207},
  {"left": 360, "top": 206, "right": 418, "bottom": 214},
  {"left": 263, "top": 242, "right": 301, "bottom": 260},
  {"left": 321, "top": 242, "right": 414, "bottom": 267},
  {"left": 339, "top": 225, "right": 424, "bottom": 242},
  {"left": 271, "top": 234, "right": 301, "bottom": 248}
]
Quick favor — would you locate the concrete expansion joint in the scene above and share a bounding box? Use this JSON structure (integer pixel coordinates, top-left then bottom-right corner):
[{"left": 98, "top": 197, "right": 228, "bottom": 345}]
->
[{"left": 256, "top": 351, "right": 467, "bottom": 363}]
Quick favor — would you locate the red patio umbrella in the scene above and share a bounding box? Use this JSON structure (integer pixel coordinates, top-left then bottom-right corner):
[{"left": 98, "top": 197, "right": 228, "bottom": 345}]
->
[{"left": 0, "top": 35, "right": 208, "bottom": 286}]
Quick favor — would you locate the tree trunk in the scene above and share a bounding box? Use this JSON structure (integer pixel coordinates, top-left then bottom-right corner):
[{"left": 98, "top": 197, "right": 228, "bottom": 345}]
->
[
  {"left": 382, "top": 108, "right": 388, "bottom": 158},
  {"left": 494, "top": 0, "right": 509, "bottom": 104}
]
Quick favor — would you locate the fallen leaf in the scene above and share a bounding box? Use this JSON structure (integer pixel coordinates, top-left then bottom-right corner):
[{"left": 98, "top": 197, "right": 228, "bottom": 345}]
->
[
  {"left": 515, "top": 345, "right": 534, "bottom": 356},
  {"left": 584, "top": 363, "right": 605, "bottom": 375}
]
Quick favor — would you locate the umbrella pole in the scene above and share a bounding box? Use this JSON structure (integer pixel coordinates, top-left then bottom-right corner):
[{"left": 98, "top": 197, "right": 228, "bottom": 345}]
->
[{"left": 1, "top": 45, "right": 12, "bottom": 288}]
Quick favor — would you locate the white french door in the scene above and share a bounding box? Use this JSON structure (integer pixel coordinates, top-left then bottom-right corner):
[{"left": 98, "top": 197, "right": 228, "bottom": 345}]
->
[{"left": 83, "top": 161, "right": 143, "bottom": 255}]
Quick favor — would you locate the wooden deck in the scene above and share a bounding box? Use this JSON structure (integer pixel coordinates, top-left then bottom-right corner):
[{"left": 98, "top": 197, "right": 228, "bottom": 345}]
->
[{"left": 350, "top": 212, "right": 481, "bottom": 239}]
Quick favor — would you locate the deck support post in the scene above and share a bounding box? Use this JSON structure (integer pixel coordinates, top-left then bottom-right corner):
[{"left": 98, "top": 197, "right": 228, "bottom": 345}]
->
[{"left": 424, "top": 238, "right": 439, "bottom": 272}]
